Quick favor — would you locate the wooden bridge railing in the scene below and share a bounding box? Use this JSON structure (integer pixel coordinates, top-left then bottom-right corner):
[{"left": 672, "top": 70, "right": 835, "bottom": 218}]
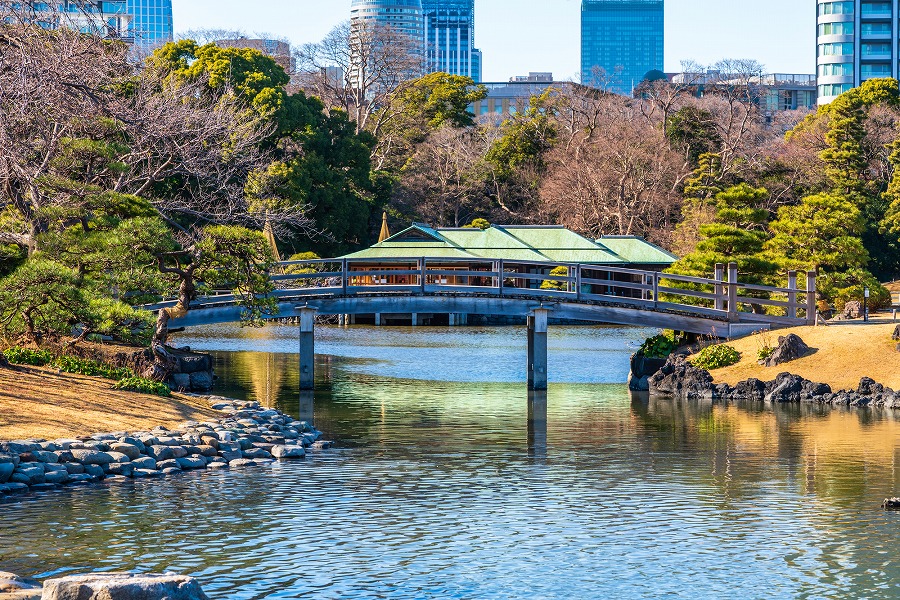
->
[{"left": 157, "top": 258, "right": 816, "bottom": 327}]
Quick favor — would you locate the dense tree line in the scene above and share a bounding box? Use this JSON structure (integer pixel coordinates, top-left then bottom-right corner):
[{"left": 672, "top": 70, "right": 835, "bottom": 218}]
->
[{"left": 3, "top": 11, "right": 900, "bottom": 364}]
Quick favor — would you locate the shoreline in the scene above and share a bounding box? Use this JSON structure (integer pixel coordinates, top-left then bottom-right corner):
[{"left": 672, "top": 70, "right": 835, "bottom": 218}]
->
[
  {"left": 0, "top": 394, "right": 329, "bottom": 499},
  {"left": 648, "top": 354, "right": 900, "bottom": 409}
]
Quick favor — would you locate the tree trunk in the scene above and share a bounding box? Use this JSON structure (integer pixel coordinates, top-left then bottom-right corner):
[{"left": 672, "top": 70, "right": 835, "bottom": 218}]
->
[{"left": 144, "top": 271, "right": 195, "bottom": 382}]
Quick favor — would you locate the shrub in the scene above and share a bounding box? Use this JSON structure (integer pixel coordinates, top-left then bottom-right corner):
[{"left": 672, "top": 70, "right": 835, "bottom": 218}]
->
[
  {"left": 113, "top": 376, "right": 171, "bottom": 397},
  {"left": 52, "top": 355, "right": 133, "bottom": 381},
  {"left": 639, "top": 331, "right": 682, "bottom": 359},
  {"left": 540, "top": 266, "right": 570, "bottom": 291},
  {"left": 757, "top": 346, "right": 775, "bottom": 361},
  {"left": 3, "top": 347, "right": 54, "bottom": 366},
  {"left": 690, "top": 344, "right": 741, "bottom": 370}
]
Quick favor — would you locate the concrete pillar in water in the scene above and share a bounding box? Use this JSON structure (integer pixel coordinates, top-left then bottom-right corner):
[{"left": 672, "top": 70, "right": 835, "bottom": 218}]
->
[
  {"left": 527, "top": 308, "right": 549, "bottom": 390},
  {"left": 298, "top": 307, "right": 316, "bottom": 390},
  {"left": 411, "top": 313, "right": 419, "bottom": 327},
  {"left": 448, "top": 313, "right": 457, "bottom": 327},
  {"left": 374, "top": 313, "right": 382, "bottom": 326}
]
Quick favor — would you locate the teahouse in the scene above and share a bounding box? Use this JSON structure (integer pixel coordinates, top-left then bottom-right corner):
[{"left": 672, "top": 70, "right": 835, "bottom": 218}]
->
[{"left": 337, "top": 223, "right": 677, "bottom": 325}]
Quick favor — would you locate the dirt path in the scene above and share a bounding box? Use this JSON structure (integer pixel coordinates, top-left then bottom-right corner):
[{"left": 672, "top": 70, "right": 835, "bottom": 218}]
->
[{"left": 0, "top": 365, "right": 219, "bottom": 440}]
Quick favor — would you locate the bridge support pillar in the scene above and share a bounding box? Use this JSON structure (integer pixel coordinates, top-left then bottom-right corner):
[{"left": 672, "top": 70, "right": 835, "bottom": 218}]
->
[
  {"left": 411, "top": 313, "right": 419, "bottom": 327},
  {"left": 298, "top": 307, "right": 316, "bottom": 390},
  {"left": 527, "top": 308, "right": 550, "bottom": 391}
]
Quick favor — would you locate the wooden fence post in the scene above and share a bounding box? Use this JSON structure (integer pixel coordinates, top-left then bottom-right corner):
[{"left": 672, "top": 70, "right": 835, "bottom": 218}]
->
[
  {"left": 727, "top": 262, "right": 739, "bottom": 321},
  {"left": 787, "top": 270, "right": 797, "bottom": 319},
  {"left": 806, "top": 270, "right": 817, "bottom": 326},
  {"left": 575, "top": 265, "right": 582, "bottom": 300},
  {"left": 652, "top": 272, "right": 659, "bottom": 308},
  {"left": 714, "top": 263, "right": 725, "bottom": 312},
  {"left": 420, "top": 259, "right": 427, "bottom": 294}
]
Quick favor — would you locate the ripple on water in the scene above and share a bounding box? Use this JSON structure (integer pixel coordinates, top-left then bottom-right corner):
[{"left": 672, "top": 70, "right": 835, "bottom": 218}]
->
[{"left": 2, "top": 325, "right": 899, "bottom": 599}]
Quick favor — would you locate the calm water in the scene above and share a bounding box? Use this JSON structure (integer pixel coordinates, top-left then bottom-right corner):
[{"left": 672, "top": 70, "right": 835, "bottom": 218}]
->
[{"left": 2, "top": 324, "right": 900, "bottom": 599}]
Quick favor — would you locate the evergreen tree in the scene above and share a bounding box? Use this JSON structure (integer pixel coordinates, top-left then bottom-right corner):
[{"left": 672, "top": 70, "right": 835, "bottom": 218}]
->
[
  {"left": 765, "top": 193, "right": 890, "bottom": 307},
  {"left": 669, "top": 183, "right": 776, "bottom": 285}
]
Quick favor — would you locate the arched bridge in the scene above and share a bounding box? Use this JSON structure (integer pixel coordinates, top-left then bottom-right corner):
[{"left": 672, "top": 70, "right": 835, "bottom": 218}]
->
[{"left": 149, "top": 258, "right": 817, "bottom": 390}]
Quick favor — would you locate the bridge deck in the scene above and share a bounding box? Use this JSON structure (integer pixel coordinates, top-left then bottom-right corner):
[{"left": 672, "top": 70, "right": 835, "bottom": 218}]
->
[{"left": 150, "top": 258, "right": 817, "bottom": 337}]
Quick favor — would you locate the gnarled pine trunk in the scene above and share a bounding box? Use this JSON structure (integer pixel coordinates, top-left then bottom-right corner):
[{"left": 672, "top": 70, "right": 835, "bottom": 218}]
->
[{"left": 144, "top": 269, "right": 195, "bottom": 382}]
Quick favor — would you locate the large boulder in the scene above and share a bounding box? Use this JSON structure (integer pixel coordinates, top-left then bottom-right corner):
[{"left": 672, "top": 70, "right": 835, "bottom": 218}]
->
[
  {"left": 648, "top": 354, "right": 716, "bottom": 400},
  {"left": 764, "top": 334, "right": 810, "bottom": 367},
  {"left": 41, "top": 573, "right": 208, "bottom": 600},
  {"left": 892, "top": 324, "right": 900, "bottom": 341}
]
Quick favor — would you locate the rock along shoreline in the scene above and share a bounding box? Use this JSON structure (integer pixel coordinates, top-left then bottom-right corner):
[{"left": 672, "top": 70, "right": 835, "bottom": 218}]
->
[
  {"left": 0, "top": 395, "right": 331, "bottom": 498},
  {"left": 648, "top": 354, "right": 900, "bottom": 409}
]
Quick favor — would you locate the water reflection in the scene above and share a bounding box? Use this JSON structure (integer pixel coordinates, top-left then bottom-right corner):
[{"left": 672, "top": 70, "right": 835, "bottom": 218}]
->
[
  {"left": 2, "top": 325, "right": 897, "bottom": 598},
  {"left": 527, "top": 390, "right": 547, "bottom": 460}
]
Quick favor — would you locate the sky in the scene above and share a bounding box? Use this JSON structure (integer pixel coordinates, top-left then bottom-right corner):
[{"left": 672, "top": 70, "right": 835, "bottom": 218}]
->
[{"left": 172, "top": 1, "right": 814, "bottom": 81}]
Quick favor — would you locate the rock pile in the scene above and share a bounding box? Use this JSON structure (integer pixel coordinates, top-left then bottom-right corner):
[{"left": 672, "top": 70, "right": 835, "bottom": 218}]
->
[
  {"left": 649, "top": 354, "right": 900, "bottom": 408},
  {"left": 0, "top": 395, "right": 328, "bottom": 497}
]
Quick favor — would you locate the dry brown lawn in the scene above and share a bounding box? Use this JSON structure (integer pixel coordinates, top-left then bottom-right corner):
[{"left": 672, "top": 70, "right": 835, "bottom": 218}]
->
[
  {"left": 706, "top": 322, "right": 900, "bottom": 391},
  {"left": 0, "top": 365, "right": 219, "bottom": 441}
]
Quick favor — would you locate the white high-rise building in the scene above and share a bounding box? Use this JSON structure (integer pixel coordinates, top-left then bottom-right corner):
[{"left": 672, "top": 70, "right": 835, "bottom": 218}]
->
[{"left": 816, "top": 0, "right": 896, "bottom": 104}]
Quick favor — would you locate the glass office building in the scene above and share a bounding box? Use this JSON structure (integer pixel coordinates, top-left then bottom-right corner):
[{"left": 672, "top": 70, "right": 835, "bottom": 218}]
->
[
  {"left": 816, "top": 1, "right": 899, "bottom": 104},
  {"left": 126, "top": 0, "right": 173, "bottom": 50},
  {"left": 423, "top": 0, "right": 482, "bottom": 82},
  {"left": 350, "top": 0, "right": 425, "bottom": 42},
  {"left": 581, "top": 0, "right": 664, "bottom": 95}
]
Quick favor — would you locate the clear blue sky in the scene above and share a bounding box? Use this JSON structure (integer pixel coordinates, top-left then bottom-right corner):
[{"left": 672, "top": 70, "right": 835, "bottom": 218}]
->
[{"left": 173, "top": 1, "right": 814, "bottom": 81}]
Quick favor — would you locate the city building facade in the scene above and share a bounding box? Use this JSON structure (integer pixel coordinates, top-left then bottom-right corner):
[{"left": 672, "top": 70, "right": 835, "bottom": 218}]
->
[
  {"left": 670, "top": 71, "right": 818, "bottom": 114},
  {"left": 815, "top": 0, "right": 900, "bottom": 104},
  {"left": 216, "top": 38, "right": 293, "bottom": 72},
  {"left": 350, "top": 0, "right": 425, "bottom": 43},
  {"left": 422, "top": 0, "right": 482, "bottom": 82},
  {"left": 470, "top": 75, "right": 565, "bottom": 120},
  {"left": 581, "top": 0, "right": 664, "bottom": 95},
  {"left": 126, "top": 0, "right": 173, "bottom": 50},
  {"left": 3, "top": 1, "right": 133, "bottom": 41}
]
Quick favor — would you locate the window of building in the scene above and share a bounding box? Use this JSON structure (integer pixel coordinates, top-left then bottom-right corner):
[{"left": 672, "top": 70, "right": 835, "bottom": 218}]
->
[
  {"left": 818, "top": 1, "right": 854, "bottom": 15},
  {"left": 861, "top": 22, "right": 891, "bottom": 35},
  {"left": 818, "top": 42, "right": 854, "bottom": 56},
  {"left": 860, "top": 2, "right": 891, "bottom": 15},
  {"left": 818, "top": 63, "right": 854, "bottom": 77},
  {"left": 819, "top": 22, "right": 854, "bottom": 36},
  {"left": 861, "top": 63, "right": 892, "bottom": 78},
  {"left": 819, "top": 83, "right": 854, "bottom": 96},
  {"left": 861, "top": 43, "right": 891, "bottom": 57}
]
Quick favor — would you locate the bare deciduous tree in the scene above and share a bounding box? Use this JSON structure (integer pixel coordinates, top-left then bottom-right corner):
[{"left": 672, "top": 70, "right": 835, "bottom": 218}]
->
[
  {"left": 295, "top": 20, "right": 423, "bottom": 134},
  {"left": 393, "top": 127, "right": 491, "bottom": 227}
]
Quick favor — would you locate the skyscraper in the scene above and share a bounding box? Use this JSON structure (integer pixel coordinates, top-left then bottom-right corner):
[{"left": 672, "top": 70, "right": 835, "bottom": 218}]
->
[
  {"left": 126, "top": 0, "right": 174, "bottom": 51},
  {"left": 422, "top": 0, "right": 482, "bottom": 82},
  {"left": 815, "top": 0, "right": 895, "bottom": 105},
  {"left": 581, "top": 0, "right": 664, "bottom": 95},
  {"left": 350, "top": 0, "right": 425, "bottom": 43}
]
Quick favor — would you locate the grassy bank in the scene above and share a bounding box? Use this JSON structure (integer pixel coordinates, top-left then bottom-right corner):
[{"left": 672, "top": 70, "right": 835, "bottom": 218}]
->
[
  {"left": 705, "top": 322, "right": 899, "bottom": 391},
  {"left": 0, "top": 364, "right": 219, "bottom": 440}
]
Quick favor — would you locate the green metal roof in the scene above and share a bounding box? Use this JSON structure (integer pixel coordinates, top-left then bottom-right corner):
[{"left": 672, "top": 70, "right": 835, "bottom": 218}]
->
[
  {"left": 596, "top": 236, "right": 678, "bottom": 265},
  {"left": 339, "top": 224, "right": 677, "bottom": 265}
]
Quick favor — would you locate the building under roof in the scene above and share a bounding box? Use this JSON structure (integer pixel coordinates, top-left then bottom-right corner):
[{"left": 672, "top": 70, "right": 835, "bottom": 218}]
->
[{"left": 341, "top": 224, "right": 677, "bottom": 268}]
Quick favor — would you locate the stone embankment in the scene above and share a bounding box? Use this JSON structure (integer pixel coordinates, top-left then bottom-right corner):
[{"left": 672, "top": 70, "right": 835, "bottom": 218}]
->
[
  {"left": 649, "top": 354, "right": 900, "bottom": 408},
  {"left": 0, "top": 395, "right": 330, "bottom": 497}
]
